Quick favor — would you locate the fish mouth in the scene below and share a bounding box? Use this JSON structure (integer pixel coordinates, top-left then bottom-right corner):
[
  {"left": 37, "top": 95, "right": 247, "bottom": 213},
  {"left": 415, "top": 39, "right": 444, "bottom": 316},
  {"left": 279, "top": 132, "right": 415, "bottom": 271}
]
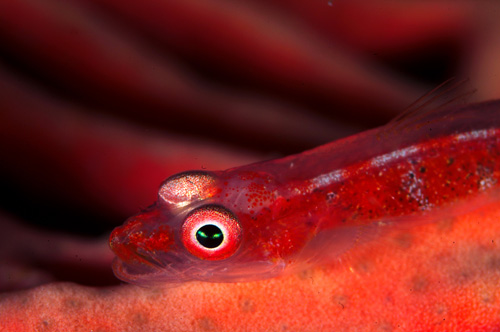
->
[
  {"left": 109, "top": 207, "right": 178, "bottom": 268},
  {"left": 112, "top": 248, "right": 288, "bottom": 285},
  {"left": 111, "top": 251, "right": 205, "bottom": 285},
  {"left": 110, "top": 230, "right": 191, "bottom": 285},
  {"left": 109, "top": 208, "right": 205, "bottom": 284},
  {"left": 109, "top": 221, "right": 149, "bottom": 265},
  {"left": 111, "top": 256, "right": 166, "bottom": 285}
]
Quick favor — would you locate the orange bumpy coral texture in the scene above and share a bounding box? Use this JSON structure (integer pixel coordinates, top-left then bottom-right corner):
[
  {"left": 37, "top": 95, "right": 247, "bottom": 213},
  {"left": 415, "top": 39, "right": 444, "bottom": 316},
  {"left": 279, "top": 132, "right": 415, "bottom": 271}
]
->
[{"left": 2, "top": 195, "right": 500, "bottom": 331}]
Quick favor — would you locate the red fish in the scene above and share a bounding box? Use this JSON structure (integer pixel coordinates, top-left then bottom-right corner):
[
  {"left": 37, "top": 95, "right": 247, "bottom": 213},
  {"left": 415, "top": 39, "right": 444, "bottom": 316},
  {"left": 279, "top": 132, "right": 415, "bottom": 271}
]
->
[{"left": 110, "top": 85, "right": 500, "bottom": 285}]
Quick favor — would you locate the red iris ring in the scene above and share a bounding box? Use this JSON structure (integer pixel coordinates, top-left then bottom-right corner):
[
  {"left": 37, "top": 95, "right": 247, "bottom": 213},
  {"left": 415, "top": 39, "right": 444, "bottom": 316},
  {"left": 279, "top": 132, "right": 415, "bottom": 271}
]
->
[{"left": 181, "top": 205, "right": 242, "bottom": 260}]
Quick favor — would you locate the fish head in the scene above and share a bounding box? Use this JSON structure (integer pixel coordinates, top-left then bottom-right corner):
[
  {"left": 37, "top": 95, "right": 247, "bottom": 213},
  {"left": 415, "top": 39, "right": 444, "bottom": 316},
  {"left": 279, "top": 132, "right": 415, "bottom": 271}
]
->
[{"left": 109, "top": 170, "right": 287, "bottom": 285}]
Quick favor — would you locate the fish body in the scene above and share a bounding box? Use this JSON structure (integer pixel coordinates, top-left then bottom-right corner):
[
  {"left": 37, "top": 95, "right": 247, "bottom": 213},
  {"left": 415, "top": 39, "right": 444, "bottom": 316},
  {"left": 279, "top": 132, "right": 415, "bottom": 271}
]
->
[{"left": 110, "top": 99, "right": 500, "bottom": 285}]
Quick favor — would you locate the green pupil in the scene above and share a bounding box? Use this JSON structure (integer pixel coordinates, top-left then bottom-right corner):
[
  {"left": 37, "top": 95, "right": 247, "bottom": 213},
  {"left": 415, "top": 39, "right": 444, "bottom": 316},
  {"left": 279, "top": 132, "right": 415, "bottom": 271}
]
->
[{"left": 196, "top": 225, "right": 224, "bottom": 248}]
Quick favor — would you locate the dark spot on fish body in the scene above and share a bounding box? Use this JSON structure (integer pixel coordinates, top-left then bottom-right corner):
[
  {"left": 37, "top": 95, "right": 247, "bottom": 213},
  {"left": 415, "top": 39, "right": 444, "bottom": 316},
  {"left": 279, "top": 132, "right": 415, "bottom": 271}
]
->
[
  {"left": 326, "top": 192, "right": 336, "bottom": 203},
  {"left": 305, "top": 219, "right": 315, "bottom": 229}
]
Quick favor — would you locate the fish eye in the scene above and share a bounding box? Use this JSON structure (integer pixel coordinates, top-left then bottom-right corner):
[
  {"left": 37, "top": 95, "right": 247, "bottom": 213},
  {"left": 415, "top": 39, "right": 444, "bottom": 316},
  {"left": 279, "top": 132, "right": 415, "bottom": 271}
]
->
[{"left": 181, "top": 205, "right": 241, "bottom": 260}]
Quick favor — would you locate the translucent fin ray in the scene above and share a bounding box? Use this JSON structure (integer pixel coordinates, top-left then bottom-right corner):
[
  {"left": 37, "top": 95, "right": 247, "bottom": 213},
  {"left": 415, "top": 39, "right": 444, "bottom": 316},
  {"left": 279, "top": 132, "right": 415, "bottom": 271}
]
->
[{"left": 384, "top": 78, "right": 477, "bottom": 135}]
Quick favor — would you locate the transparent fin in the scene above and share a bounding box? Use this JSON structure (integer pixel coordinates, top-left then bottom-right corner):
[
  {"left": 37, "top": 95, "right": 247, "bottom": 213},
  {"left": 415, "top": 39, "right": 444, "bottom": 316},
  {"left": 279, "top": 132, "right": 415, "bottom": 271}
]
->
[
  {"left": 291, "top": 188, "right": 500, "bottom": 274},
  {"left": 382, "top": 78, "right": 477, "bottom": 136}
]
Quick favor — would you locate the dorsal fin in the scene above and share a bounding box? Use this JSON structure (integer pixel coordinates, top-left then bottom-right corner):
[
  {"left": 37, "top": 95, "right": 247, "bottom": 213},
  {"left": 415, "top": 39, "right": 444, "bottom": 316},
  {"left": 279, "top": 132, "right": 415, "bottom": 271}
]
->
[{"left": 383, "top": 78, "right": 477, "bottom": 135}]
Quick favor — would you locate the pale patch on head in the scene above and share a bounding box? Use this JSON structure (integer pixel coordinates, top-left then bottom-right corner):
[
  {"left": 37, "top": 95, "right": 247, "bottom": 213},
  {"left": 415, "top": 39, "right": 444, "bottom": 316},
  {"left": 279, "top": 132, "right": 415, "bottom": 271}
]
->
[{"left": 159, "top": 171, "right": 217, "bottom": 208}]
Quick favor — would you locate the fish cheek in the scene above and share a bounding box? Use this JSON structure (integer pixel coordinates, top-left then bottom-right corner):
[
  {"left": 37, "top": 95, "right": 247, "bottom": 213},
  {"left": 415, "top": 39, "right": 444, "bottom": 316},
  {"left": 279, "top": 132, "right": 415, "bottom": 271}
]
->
[{"left": 244, "top": 208, "right": 315, "bottom": 263}]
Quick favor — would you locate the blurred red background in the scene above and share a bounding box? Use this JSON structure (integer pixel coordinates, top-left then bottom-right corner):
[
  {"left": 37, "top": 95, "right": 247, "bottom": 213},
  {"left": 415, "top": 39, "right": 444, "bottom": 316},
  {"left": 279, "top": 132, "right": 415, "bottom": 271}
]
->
[{"left": 0, "top": 0, "right": 498, "bottom": 290}]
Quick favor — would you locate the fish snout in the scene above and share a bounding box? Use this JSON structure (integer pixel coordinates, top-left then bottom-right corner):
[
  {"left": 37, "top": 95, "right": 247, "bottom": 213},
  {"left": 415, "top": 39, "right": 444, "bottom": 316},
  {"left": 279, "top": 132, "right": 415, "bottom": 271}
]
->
[{"left": 109, "top": 209, "right": 175, "bottom": 265}]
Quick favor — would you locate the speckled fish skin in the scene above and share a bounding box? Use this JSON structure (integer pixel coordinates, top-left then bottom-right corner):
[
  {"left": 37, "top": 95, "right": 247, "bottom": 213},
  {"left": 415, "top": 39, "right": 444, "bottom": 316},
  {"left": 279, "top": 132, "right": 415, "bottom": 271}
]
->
[{"left": 110, "top": 100, "right": 500, "bottom": 285}]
